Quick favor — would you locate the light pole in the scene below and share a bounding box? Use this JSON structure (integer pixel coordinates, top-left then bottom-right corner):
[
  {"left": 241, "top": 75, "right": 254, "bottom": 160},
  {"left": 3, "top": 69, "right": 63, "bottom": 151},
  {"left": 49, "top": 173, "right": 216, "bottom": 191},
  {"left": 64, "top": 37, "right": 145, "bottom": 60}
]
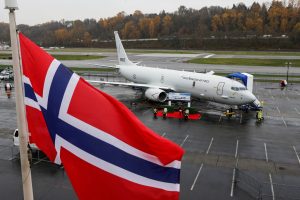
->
[
  {"left": 285, "top": 61, "right": 292, "bottom": 86},
  {"left": 4, "top": 0, "right": 34, "bottom": 199}
]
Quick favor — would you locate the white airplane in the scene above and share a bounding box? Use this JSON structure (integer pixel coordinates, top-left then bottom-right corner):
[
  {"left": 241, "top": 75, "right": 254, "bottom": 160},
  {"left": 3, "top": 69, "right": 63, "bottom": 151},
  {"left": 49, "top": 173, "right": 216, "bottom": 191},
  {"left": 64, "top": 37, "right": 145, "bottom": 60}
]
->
[{"left": 90, "top": 31, "right": 261, "bottom": 108}]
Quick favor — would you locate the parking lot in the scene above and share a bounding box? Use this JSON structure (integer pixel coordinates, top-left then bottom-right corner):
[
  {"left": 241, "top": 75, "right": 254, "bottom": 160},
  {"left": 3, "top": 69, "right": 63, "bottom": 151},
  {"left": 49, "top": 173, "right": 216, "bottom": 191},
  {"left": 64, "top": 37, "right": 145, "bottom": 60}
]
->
[{"left": 0, "top": 81, "right": 300, "bottom": 199}]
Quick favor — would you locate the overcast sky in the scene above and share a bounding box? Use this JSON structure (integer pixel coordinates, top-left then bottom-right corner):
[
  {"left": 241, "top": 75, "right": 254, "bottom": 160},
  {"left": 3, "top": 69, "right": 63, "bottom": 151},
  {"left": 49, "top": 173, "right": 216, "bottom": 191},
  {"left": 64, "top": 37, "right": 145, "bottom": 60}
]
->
[{"left": 1, "top": 0, "right": 268, "bottom": 25}]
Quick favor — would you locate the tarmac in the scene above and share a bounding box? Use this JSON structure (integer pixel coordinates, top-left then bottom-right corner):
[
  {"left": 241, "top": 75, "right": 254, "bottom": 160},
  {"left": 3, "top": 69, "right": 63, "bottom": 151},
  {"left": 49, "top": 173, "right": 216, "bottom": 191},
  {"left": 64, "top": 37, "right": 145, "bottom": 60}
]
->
[
  {"left": 0, "top": 79, "right": 300, "bottom": 199},
  {"left": 1, "top": 51, "right": 300, "bottom": 75}
]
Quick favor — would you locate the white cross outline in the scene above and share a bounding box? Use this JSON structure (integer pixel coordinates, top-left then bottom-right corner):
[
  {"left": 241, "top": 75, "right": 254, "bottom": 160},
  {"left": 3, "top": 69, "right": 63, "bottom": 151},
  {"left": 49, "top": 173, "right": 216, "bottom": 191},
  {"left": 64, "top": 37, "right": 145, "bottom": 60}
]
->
[{"left": 23, "top": 61, "right": 182, "bottom": 192}]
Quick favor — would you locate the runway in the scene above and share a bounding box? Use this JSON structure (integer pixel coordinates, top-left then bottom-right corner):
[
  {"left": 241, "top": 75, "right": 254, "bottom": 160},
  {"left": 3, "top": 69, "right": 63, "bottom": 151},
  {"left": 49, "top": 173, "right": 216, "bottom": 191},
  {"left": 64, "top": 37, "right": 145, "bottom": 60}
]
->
[
  {"left": 1, "top": 50, "right": 300, "bottom": 75},
  {"left": 0, "top": 79, "right": 300, "bottom": 199}
]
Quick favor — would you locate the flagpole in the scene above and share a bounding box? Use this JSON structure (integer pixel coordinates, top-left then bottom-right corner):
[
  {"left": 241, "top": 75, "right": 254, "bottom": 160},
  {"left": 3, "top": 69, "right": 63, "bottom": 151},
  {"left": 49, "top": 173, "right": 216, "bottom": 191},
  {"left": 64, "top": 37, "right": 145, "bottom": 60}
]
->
[{"left": 5, "top": 1, "right": 34, "bottom": 199}]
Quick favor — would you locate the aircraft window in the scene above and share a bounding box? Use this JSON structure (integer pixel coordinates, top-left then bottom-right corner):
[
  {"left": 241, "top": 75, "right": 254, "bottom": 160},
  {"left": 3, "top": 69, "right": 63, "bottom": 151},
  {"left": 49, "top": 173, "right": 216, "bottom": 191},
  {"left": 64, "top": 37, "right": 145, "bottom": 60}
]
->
[
  {"left": 231, "top": 87, "right": 239, "bottom": 91},
  {"left": 239, "top": 87, "right": 246, "bottom": 90}
]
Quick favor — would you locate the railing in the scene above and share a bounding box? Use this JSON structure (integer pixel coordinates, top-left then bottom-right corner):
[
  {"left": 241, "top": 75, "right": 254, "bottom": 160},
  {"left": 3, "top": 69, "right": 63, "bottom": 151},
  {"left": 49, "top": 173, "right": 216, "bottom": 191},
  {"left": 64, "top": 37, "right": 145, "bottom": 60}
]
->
[{"left": 81, "top": 72, "right": 128, "bottom": 83}]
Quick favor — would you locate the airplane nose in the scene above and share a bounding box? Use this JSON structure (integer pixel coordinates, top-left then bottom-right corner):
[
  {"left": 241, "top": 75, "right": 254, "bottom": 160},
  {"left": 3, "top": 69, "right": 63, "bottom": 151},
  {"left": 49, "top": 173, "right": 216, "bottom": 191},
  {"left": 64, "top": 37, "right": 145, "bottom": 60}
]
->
[{"left": 244, "top": 91, "right": 257, "bottom": 103}]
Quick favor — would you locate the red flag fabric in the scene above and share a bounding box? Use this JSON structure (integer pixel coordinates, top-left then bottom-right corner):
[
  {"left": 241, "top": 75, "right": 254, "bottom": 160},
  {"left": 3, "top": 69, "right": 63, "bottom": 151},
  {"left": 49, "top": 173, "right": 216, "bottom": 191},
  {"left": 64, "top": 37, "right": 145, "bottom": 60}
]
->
[{"left": 19, "top": 33, "right": 184, "bottom": 200}]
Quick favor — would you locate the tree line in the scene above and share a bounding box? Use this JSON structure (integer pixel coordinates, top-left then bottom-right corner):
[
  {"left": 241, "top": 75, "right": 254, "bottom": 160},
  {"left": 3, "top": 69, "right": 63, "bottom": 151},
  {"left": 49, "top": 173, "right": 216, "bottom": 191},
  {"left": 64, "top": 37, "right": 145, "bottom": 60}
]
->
[{"left": 0, "top": 1, "right": 300, "bottom": 48}]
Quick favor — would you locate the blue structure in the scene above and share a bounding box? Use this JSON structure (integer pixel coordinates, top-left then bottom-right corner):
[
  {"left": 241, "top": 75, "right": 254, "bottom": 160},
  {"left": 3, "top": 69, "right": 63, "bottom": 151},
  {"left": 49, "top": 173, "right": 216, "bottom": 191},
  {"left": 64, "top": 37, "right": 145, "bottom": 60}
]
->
[{"left": 227, "top": 72, "right": 248, "bottom": 87}]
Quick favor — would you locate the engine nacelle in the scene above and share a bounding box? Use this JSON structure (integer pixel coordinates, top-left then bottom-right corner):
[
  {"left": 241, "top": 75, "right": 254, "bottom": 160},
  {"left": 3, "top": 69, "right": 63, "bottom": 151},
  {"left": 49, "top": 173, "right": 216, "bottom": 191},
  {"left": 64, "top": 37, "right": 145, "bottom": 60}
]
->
[{"left": 145, "top": 88, "right": 167, "bottom": 102}]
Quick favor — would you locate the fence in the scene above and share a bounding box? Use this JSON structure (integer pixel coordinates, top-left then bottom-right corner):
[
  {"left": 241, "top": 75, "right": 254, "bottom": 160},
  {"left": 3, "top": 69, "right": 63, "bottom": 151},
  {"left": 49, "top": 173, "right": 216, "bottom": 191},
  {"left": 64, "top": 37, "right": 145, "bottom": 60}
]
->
[{"left": 81, "top": 72, "right": 128, "bottom": 83}]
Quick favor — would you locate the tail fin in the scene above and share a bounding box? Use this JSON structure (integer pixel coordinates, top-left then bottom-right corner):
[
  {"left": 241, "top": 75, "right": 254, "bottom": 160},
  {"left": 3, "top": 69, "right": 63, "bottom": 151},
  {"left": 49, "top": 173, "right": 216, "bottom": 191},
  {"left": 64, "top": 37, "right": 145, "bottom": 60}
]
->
[{"left": 114, "top": 31, "right": 134, "bottom": 66}]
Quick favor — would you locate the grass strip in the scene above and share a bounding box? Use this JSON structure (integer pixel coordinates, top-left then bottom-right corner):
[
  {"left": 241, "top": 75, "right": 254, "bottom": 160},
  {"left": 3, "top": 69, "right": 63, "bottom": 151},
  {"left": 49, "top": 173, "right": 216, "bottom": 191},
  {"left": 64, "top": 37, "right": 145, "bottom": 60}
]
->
[
  {"left": 52, "top": 55, "right": 106, "bottom": 60},
  {"left": 187, "top": 58, "right": 300, "bottom": 67},
  {"left": 215, "top": 72, "right": 300, "bottom": 78},
  {"left": 69, "top": 67, "right": 116, "bottom": 72},
  {"left": 0, "top": 53, "right": 106, "bottom": 61},
  {"left": 209, "top": 51, "right": 300, "bottom": 56}
]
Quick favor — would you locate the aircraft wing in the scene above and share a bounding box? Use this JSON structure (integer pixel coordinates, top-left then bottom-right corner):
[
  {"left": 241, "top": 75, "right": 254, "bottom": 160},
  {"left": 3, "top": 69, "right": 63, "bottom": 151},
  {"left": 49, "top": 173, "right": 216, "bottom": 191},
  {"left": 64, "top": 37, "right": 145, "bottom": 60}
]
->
[{"left": 88, "top": 80, "right": 175, "bottom": 91}]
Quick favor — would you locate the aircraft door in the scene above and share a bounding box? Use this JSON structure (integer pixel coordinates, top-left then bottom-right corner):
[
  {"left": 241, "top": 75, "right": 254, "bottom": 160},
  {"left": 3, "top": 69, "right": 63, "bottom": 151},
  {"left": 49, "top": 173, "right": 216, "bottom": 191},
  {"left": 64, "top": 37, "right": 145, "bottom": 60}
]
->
[{"left": 217, "top": 82, "right": 225, "bottom": 96}]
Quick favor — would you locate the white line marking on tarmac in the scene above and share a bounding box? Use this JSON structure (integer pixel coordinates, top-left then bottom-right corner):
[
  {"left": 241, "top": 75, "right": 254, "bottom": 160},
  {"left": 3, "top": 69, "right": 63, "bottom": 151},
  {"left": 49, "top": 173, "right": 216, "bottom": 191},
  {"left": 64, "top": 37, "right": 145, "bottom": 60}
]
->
[
  {"left": 180, "top": 135, "right": 189, "bottom": 147},
  {"left": 269, "top": 173, "right": 275, "bottom": 200},
  {"left": 161, "top": 132, "right": 166, "bottom": 137},
  {"left": 190, "top": 163, "right": 203, "bottom": 191},
  {"left": 204, "top": 54, "right": 214, "bottom": 58},
  {"left": 264, "top": 143, "right": 269, "bottom": 162},
  {"left": 281, "top": 116, "right": 287, "bottom": 128},
  {"left": 230, "top": 168, "right": 236, "bottom": 197},
  {"left": 295, "top": 108, "right": 300, "bottom": 115},
  {"left": 206, "top": 137, "right": 214, "bottom": 154},
  {"left": 293, "top": 146, "right": 300, "bottom": 166},
  {"left": 235, "top": 140, "right": 239, "bottom": 159},
  {"left": 142, "top": 109, "right": 151, "bottom": 115},
  {"left": 219, "top": 115, "right": 222, "bottom": 123},
  {"left": 230, "top": 158, "right": 239, "bottom": 197},
  {"left": 276, "top": 107, "right": 281, "bottom": 115},
  {"left": 286, "top": 96, "right": 291, "bottom": 101}
]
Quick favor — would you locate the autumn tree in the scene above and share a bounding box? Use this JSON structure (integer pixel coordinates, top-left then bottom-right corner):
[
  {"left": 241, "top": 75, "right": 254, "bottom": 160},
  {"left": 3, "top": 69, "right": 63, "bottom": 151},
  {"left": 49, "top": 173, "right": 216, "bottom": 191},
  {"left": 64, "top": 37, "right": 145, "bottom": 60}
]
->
[
  {"left": 122, "top": 21, "right": 140, "bottom": 39},
  {"left": 83, "top": 32, "right": 92, "bottom": 46},
  {"left": 268, "top": 1, "right": 285, "bottom": 34},
  {"left": 162, "top": 15, "right": 172, "bottom": 35},
  {"left": 149, "top": 16, "right": 161, "bottom": 38},
  {"left": 70, "top": 20, "right": 85, "bottom": 42},
  {"left": 290, "top": 22, "right": 300, "bottom": 41},
  {"left": 245, "top": 3, "right": 263, "bottom": 34},
  {"left": 139, "top": 18, "right": 151, "bottom": 38},
  {"left": 0, "top": 23, "right": 10, "bottom": 42},
  {"left": 54, "top": 28, "right": 70, "bottom": 45},
  {"left": 211, "top": 15, "right": 222, "bottom": 32},
  {"left": 1, "top": 3, "right": 300, "bottom": 47}
]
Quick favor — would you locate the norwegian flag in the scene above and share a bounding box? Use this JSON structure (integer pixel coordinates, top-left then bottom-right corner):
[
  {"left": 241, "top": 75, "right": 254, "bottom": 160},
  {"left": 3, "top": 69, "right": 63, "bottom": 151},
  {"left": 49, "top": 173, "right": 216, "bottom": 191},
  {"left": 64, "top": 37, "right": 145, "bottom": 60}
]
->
[{"left": 19, "top": 33, "right": 184, "bottom": 200}]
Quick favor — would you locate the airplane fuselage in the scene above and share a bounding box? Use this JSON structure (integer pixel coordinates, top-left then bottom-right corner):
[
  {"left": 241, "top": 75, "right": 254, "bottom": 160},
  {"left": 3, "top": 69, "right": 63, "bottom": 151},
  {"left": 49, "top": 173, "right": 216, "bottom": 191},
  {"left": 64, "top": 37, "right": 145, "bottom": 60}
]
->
[{"left": 119, "top": 65, "right": 256, "bottom": 105}]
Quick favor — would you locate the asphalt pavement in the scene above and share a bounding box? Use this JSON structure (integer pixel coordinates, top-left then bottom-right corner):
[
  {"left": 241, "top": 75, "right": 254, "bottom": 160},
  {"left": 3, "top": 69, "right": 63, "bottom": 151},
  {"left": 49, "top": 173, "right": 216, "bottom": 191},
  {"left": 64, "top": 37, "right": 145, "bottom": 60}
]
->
[{"left": 0, "top": 80, "right": 300, "bottom": 199}]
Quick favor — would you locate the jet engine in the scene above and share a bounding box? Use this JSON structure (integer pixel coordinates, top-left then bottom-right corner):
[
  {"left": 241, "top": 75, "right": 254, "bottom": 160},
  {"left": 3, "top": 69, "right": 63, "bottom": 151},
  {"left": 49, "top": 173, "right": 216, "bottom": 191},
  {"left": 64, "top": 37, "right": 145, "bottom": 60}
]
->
[{"left": 145, "top": 88, "right": 167, "bottom": 102}]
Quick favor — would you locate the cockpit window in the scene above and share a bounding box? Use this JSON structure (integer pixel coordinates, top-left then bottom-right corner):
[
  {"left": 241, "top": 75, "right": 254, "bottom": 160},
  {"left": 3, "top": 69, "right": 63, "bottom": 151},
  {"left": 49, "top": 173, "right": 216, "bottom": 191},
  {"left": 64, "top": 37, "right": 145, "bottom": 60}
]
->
[
  {"left": 231, "top": 87, "right": 247, "bottom": 91},
  {"left": 231, "top": 87, "right": 239, "bottom": 91}
]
